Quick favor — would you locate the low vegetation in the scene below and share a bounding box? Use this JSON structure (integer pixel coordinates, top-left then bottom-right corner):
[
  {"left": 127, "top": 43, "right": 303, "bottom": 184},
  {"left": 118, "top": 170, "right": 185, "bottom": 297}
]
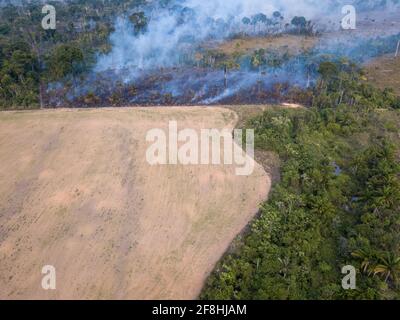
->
[{"left": 2, "top": 0, "right": 400, "bottom": 301}]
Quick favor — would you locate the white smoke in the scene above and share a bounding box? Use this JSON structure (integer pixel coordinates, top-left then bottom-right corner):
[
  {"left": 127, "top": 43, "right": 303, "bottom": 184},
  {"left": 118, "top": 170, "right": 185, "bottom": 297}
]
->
[{"left": 184, "top": 0, "right": 327, "bottom": 19}]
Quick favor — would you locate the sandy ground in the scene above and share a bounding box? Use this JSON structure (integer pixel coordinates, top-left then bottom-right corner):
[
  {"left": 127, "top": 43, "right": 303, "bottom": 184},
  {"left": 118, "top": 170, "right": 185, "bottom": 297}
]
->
[
  {"left": 206, "top": 35, "right": 316, "bottom": 56},
  {"left": 0, "top": 107, "right": 270, "bottom": 300},
  {"left": 364, "top": 54, "right": 400, "bottom": 96}
]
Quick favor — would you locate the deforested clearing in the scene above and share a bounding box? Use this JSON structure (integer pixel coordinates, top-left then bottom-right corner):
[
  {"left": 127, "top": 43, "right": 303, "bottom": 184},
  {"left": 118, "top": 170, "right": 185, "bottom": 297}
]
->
[
  {"left": 364, "top": 54, "right": 400, "bottom": 97},
  {"left": 0, "top": 107, "right": 270, "bottom": 299}
]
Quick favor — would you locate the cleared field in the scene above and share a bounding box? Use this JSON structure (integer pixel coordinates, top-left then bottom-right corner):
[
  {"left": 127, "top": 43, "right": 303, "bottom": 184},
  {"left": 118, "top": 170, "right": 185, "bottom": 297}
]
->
[
  {"left": 0, "top": 107, "right": 270, "bottom": 300},
  {"left": 364, "top": 55, "right": 400, "bottom": 96}
]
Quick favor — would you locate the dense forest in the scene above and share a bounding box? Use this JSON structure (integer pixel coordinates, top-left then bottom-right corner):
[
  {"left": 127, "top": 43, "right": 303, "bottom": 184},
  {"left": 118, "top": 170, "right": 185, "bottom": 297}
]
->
[
  {"left": 1, "top": 0, "right": 400, "bottom": 300},
  {"left": 7, "top": 0, "right": 398, "bottom": 108},
  {"left": 201, "top": 61, "right": 400, "bottom": 299},
  {"left": 0, "top": 0, "right": 148, "bottom": 108}
]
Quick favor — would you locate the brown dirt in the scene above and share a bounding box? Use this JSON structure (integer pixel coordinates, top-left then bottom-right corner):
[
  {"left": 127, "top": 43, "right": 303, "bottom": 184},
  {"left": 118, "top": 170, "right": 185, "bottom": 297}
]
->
[
  {"left": 0, "top": 107, "right": 270, "bottom": 300},
  {"left": 364, "top": 55, "right": 400, "bottom": 96},
  {"left": 204, "top": 35, "right": 317, "bottom": 56}
]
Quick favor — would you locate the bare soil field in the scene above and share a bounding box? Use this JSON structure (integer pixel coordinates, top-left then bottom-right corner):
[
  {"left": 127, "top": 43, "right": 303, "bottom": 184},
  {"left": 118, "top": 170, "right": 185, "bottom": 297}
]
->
[
  {"left": 364, "top": 55, "right": 400, "bottom": 96},
  {"left": 0, "top": 107, "right": 270, "bottom": 300}
]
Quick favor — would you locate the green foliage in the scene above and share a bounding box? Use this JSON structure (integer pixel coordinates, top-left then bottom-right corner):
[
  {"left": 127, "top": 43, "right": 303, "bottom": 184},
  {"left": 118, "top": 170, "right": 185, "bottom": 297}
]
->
[
  {"left": 129, "top": 12, "right": 148, "bottom": 35},
  {"left": 201, "top": 65, "right": 400, "bottom": 300},
  {"left": 0, "top": 0, "right": 143, "bottom": 108},
  {"left": 0, "top": 40, "right": 39, "bottom": 107},
  {"left": 291, "top": 16, "right": 309, "bottom": 34},
  {"left": 250, "top": 49, "right": 289, "bottom": 70}
]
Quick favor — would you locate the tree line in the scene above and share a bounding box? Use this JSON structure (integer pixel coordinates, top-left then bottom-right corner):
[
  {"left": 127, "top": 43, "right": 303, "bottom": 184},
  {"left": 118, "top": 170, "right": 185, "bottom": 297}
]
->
[
  {"left": 0, "top": 0, "right": 145, "bottom": 108},
  {"left": 201, "top": 60, "right": 400, "bottom": 299}
]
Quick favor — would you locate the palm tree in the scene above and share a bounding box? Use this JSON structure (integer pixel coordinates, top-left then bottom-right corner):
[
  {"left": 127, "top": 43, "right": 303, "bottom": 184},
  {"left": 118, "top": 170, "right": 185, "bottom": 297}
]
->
[
  {"left": 242, "top": 17, "right": 251, "bottom": 34},
  {"left": 373, "top": 253, "right": 400, "bottom": 284}
]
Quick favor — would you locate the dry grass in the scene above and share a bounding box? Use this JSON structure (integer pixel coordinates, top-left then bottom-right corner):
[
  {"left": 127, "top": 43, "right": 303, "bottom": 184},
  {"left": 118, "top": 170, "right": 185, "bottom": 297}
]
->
[
  {"left": 0, "top": 107, "right": 270, "bottom": 300},
  {"left": 364, "top": 55, "right": 400, "bottom": 96}
]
